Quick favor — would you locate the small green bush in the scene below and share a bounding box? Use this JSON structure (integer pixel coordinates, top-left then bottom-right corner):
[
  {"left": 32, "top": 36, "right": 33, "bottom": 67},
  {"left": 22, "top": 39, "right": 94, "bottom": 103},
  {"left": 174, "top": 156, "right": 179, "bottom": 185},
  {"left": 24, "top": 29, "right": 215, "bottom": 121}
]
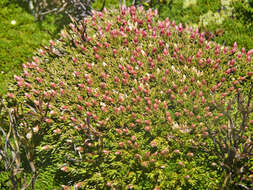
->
[
  {"left": 2, "top": 5, "right": 252, "bottom": 189},
  {"left": 233, "top": 0, "right": 253, "bottom": 28},
  {"left": 157, "top": 0, "right": 253, "bottom": 50}
]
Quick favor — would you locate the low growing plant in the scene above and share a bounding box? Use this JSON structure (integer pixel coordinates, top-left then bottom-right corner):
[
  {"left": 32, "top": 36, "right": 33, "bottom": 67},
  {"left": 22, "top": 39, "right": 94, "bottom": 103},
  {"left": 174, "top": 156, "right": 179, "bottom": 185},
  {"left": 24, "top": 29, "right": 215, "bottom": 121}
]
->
[{"left": 1, "top": 5, "right": 253, "bottom": 189}]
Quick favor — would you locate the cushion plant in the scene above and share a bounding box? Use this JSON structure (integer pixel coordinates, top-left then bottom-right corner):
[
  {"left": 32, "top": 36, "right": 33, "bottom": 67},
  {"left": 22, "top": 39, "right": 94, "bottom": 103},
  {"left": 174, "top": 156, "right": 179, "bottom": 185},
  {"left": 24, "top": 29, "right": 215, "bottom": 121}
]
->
[{"left": 1, "top": 6, "right": 253, "bottom": 189}]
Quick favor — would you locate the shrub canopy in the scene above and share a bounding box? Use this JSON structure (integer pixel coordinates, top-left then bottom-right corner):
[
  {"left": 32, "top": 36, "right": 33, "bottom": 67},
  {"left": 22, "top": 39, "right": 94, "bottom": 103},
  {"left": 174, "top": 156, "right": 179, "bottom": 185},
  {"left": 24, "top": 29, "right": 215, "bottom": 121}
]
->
[{"left": 3, "top": 6, "right": 253, "bottom": 189}]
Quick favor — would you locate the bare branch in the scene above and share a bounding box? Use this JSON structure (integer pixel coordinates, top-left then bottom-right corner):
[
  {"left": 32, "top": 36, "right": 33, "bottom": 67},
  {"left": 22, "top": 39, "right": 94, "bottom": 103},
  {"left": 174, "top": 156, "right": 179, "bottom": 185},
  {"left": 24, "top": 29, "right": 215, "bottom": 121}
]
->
[
  {"left": 100, "top": 0, "right": 106, "bottom": 11},
  {"left": 39, "top": 3, "right": 68, "bottom": 16}
]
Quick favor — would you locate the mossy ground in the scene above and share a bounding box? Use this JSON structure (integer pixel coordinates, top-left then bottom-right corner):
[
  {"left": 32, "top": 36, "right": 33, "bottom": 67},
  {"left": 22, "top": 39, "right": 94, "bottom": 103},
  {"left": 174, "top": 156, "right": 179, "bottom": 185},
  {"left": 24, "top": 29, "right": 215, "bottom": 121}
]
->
[{"left": 0, "top": 1, "right": 67, "bottom": 95}]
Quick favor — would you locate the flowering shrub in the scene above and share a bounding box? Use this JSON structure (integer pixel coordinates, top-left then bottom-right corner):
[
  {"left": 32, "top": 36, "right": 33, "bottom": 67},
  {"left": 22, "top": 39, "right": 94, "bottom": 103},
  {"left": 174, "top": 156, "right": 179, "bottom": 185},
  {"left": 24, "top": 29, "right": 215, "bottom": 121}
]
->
[{"left": 2, "top": 6, "right": 253, "bottom": 189}]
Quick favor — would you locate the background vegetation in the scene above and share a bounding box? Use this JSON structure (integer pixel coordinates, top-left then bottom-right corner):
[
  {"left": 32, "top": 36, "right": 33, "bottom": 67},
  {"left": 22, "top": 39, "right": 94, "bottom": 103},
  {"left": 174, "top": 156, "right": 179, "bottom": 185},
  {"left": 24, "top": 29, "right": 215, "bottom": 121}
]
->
[{"left": 0, "top": 0, "right": 69, "bottom": 95}]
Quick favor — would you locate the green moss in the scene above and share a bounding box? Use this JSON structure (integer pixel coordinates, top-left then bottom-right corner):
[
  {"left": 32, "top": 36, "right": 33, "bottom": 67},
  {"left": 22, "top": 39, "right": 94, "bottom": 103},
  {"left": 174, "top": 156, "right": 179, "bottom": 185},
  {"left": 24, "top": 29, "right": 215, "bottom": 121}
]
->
[
  {"left": 210, "top": 18, "right": 253, "bottom": 50},
  {"left": 0, "top": 1, "right": 66, "bottom": 95}
]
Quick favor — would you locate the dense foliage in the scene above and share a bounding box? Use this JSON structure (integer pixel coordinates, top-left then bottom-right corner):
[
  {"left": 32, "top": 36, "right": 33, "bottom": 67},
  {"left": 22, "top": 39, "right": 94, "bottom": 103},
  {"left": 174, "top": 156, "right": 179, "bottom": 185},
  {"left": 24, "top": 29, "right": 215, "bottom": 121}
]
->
[
  {"left": 1, "top": 6, "right": 252, "bottom": 189},
  {"left": 233, "top": 0, "right": 253, "bottom": 29},
  {"left": 0, "top": 0, "right": 252, "bottom": 95}
]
